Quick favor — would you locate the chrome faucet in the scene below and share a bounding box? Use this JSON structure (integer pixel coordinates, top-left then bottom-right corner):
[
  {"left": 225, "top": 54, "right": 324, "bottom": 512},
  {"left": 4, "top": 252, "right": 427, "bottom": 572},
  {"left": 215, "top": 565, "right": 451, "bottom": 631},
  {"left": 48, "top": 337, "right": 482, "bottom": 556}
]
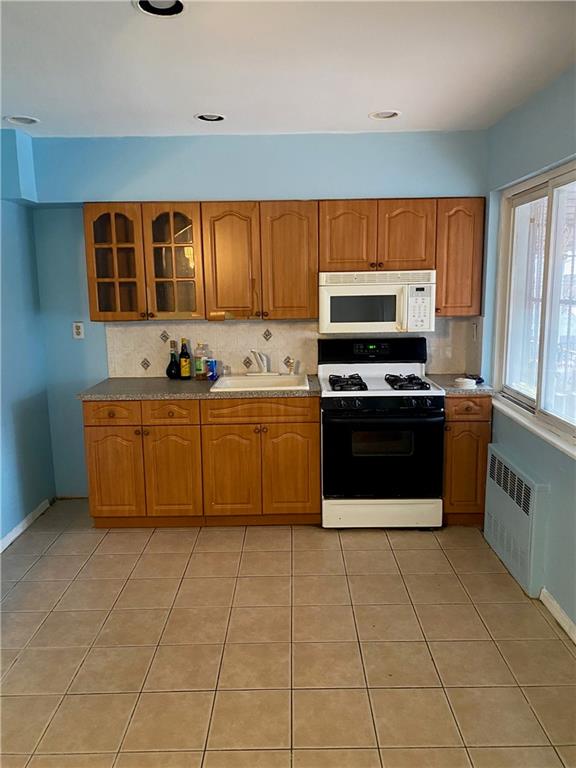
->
[
  {"left": 284, "top": 356, "right": 296, "bottom": 375},
  {"left": 250, "top": 350, "right": 270, "bottom": 373}
]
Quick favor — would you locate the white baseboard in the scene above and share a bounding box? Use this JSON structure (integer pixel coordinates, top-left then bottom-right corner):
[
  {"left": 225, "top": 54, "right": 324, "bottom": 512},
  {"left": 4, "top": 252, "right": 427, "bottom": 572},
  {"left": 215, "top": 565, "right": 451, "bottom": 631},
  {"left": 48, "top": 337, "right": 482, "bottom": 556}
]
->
[
  {"left": 540, "top": 587, "right": 576, "bottom": 645},
  {"left": 0, "top": 499, "right": 51, "bottom": 553}
]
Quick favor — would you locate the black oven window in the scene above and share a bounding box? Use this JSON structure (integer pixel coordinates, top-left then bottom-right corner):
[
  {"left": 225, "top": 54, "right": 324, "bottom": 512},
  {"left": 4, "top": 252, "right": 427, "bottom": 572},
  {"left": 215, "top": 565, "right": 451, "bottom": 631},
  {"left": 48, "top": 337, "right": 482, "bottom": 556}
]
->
[
  {"left": 352, "top": 430, "right": 414, "bottom": 457},
  {"left": 330, "top": 295, "right": 396, "bottom": 323}
]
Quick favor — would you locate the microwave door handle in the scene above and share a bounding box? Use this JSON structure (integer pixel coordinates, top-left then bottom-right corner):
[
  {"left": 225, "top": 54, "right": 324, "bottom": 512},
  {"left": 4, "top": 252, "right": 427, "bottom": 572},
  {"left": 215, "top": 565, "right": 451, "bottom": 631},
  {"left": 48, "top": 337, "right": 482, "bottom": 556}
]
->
[{"left": 396, "top": 287, "right": 407, "bottom": 332}]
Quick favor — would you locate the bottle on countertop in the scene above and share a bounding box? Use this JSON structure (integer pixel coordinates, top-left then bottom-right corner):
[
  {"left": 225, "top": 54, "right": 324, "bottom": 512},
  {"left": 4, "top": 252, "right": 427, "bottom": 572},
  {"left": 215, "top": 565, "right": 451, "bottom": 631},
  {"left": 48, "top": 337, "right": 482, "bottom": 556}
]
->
[
  {"left": 166, "top": 340, "right": 180, "bottom": 380},
  {"left": 179, "top": 338, "right": 191, "bottom": 380},
  {"left": 194, "top": 342, "right": 209, "bottom": 381}
]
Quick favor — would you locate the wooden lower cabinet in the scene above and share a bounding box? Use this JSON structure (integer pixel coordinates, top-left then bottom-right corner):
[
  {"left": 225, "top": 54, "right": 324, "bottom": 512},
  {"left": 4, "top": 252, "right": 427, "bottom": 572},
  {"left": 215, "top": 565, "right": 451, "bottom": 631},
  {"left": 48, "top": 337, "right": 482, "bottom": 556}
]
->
[
  {"left": 443, "top": 419, "right": 491, "bottom": 525},
  {"left": 262, "top": 423, "right": 320, "bottom": 515}
]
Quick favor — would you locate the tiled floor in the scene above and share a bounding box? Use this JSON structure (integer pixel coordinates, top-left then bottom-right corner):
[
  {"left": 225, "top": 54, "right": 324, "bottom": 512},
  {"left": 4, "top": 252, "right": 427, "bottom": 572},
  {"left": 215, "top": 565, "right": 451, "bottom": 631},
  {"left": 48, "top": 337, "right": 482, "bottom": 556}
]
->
[{"left": 1, "top": 500, "right": 575, "bottom": 768}]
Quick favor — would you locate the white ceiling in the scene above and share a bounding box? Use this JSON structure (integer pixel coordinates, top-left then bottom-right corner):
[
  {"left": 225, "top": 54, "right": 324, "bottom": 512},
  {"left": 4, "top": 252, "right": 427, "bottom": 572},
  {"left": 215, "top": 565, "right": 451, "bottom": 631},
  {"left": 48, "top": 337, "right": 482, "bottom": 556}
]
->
[{"left": 2, "top": 0, "right": 575, "bottom": 137}]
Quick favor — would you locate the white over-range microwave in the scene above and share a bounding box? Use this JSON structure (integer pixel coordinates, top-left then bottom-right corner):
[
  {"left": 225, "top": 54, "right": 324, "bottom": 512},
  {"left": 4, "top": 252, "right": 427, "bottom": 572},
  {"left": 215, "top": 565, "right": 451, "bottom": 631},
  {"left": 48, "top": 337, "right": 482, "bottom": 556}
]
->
[{"left": 319, "top": 270, "right": 436, "bottom": 334}]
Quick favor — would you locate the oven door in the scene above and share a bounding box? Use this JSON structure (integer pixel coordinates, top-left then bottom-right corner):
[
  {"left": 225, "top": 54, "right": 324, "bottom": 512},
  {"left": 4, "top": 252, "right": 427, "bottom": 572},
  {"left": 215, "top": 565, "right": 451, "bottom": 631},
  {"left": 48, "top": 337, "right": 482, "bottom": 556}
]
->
[
  {"left": 322, "top": 414, "right": 444, "bottom": 499},
  {"left": 319, "top": 283, "right": 407, "bottom": 334}
]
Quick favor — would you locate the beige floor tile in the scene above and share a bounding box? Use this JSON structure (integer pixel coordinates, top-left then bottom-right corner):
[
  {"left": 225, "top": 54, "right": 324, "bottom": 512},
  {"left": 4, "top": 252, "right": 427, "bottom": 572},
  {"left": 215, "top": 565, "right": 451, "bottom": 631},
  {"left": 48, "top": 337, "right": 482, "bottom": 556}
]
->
[
  {"left": 343, "top": 550, "right": 399, "bottom": 575},
  {"left": 0, "top": 649, "right": 20, "bottom": 676},
  {"left": 219, "top": 642, "right": 290, "bottom": 688},
  {"left": 395, "top": 549, "right": 453, "bottom": 574},
  {"left": 208, "top": 690, "right": 290, "bottom": 749},
  {"left": 144, "top": 644, "right": 222, "bottom": 690},
  {"left": 339, "top": 530, "right": 390, "bottom": 551},
  {"left": 195, "top": 529, "right": 245, "bottom": 552},
  {"left": 174, "top": 577, "right": 235, "bottom": 608},
  {"left": 204, "top": 751, "right": 289, "bottom": 768},
  {"left": 77, "top": 554, "right": 139, "bottom": 580},
  {"left": 46, "top": 532, "right": 105, "bottom": 555},
  {"left": 161, "top": 607, "right": 230, "bottom": 644},
  {"left": 37, "top": 693, "right": 137, "bottom": 753},
  {"left": 446, "top": 687, "right": 548, "bottom": 746},
  {"left": 1, "top": 580, "right": 16, "bottom": 598},
  {"left": 95, "top": 609, "right": 168, "bottom": 647},
  {"left": 477, "top": 603, "right": 558, "bottom": 639},
  {"left": 29, "top": 610, "right": 107, "bottom": 647},
  {"left": 1, "top": 756, "right": 32, "bottom": 768},
  {"left": 186, "top": 552, "right": 241, "bottom": 578},
  {"left": 523, "top": 686, "right": 576, "bottom": 744},
  {"left": 293, "top": 575, "right": 350, "bottom": 605},
  {"left": 293, "top": 527, "right": 341, "bottom": 551},
  {"left": 380, "top": 748, "right": 472, "bottom": 767},
  {"left": 293, "top": 689, "right": 376, "bottom": 748},
  {"left": 69, "top": 646, "right": 155, "bottom": 692},
  {"left": 497, "top": 639, "right": 576, "bottom": 685},
  {"left": 459, "top": 573, "right": 528, "bottom": 603},
  {"left": 293, "top": 642, "right": 365, "bottom": 688},
  {"left": 243, "top": 526, "right": 291, "bottom": 551},
  {"left": 429, "top": 641, "right": 516, "bottom": 686},
  {"left": 468, "top": 746, "right": 563, "bottom": 768},
  {"left": 348, "top": 575, "right": 409, "bottom": 605},
  {"left": 234, "top": 576, "right": 291, "bottom": 606},
  {"left": 363, "top": 641, "right": 440, "bottom": 687},
  {"left": 144, "top": 529, "right": 199, "bottom": 553},
  {"left": 415, "top": 604, "right": 490, "bottom": 640},
  {"left": 22, "top": 554, "right": 88, "bottom": 581},
  {"left": 1, "top": 611, "right": 49, "bottom": 648},
  {"left": 388, "top": 531, "right": 440, "bottom": 550},
  {"left": 1, "top": 553, "right": 39, "bottom": 580},
  {"left": 115, "top": 753, "right": 202, "bottom": 768},
  {"left": 293, "top": 605, "right": 357, "bottom": 642},
  {"left": 55, "top": 579, "right": 125, "bottom": 611},
  {"left": 28, "top": 756, "right": 117, "bottom": 768},
  {"left": 1, "top": 647, "right": 86, "bottom": 693},
  {"left": 1, "top": 580, "right": 69, "bottom": 611},
  {"left": 371, "top": 688, "right": 462, "bottom": 747},
  {"left": 445, "top": 549, "right": 506, "bottom": 574},
  {"left": 294, "top": 750, "right": 381, "bottom": 767},
  {"left": 293, "top": 550, "right": 345, "bottom": 575},
  {"left": 558, "top": 746, "right": 576, "bottom": 768},
  {"left": 404, "top": 574, "right": 470, "bottom": 604},
  {"left": 123, "top": 691, "right": 214, "bottom": 750},
  {"left": 435, "top": 527, "right": 487, "bottom": 549},
  {"left": 115, "top": 579, "right": 179, "bottom": 609},
  {"left": 0, "top": 694, "right": 61, "bottom": 753},
  {"left": 354, "top": 605, "right": 424, "bottom": 641},
  {"left": 5, "top": 532, "right": 59, "bottom": 556},
  {"left": 130, "top": 553, "right": 189, "bottom": 579},
  {"left": 227, "top": 606, "right": 290, "bottom": 643},
  {"left": 96, "top": 531, "right": 152, "bottom": 554},
  {"left": 238, "top": 551, "right": 290, "bottom": 576}
]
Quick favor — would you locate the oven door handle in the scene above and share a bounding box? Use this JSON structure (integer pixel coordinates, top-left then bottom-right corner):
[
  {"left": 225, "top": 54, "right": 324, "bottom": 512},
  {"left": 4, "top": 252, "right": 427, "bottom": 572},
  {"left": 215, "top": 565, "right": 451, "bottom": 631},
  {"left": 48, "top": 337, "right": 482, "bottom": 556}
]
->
[{"left": 324, "top": 415, "right": 445, "bottom": 426}]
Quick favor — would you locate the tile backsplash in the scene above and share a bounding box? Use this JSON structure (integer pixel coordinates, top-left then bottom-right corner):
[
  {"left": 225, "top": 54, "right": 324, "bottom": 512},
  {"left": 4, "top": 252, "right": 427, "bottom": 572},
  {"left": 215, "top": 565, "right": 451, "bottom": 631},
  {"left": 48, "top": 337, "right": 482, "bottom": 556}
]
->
[{"left": 106, "top": 318, "right": 482, "bottom": 377}]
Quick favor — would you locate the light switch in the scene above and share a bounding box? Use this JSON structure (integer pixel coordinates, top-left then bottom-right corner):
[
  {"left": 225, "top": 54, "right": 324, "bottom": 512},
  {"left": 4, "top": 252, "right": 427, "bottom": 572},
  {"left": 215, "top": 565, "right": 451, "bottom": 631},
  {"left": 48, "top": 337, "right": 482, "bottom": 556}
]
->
[{"left": 72, "top": 321, "right": 84, "bottom": 339}]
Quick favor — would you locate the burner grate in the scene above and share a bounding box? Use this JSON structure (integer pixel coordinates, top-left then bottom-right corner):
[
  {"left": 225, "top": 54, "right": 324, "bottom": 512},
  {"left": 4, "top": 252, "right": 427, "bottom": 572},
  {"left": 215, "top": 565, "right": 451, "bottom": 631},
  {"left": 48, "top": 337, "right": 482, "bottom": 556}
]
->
[{"left": 328, "top": 373, "right": 368, "bottom": 392}]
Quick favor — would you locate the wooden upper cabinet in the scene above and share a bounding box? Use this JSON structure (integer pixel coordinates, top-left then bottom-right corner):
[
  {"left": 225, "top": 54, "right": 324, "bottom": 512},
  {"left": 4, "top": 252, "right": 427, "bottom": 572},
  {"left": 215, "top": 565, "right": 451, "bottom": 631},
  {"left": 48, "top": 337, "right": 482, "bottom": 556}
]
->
[
  {"left": 319, "top": 200, "right": 378, "bottom": 271},
  {"left": 436, "top": 198, "right": 485, "bottom": 316},
  {"left": 262, "top": 423, "right": 320, "bottom": 515},
  {"left": 143, "top": 426, "right": 203, "bottom": 516},
  {"left": 84, "top": 203, "right": 147, "bottom": 321},
  {"left": 260, "top": 201, "right": 318, "bottom": 319},
  {"left": 142, "top": 203, "right": 205, "bottom": 320},
  {"left": 201, "top": 202, "right": 261, "bottom": 319},
  {"left": 377, "top": 199, "right": 437, "bottom": 271}
]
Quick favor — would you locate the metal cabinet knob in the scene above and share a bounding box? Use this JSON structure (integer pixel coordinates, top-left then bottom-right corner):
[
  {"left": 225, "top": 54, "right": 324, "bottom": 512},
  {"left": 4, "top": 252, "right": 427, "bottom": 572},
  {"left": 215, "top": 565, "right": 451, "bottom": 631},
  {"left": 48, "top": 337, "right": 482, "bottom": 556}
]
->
[
  {"left": 261, "top": 426, "right": 268, "bottom": 433},
  {"left": 168, "top": 411, "right": 175, "bottom": 417},
  {"left": 148, "top": 312, "right": 156, "bottom": 319},
  {"left": 253, "top": 426, "right": 261, "bottom": 433},
  {"left": 262, "top": 311, "right": 269, "bottom": 318},
  {"left": 445, "top": 425, "right": 451, "bottom": 432},
  {"left": 143, "top": 430, "right": 150, "bottom": 436},
  {"left": 369, "top": 262, "right": 377, "bottom": 268},
  {"left": 254, "top": 311, "right": 262, "bottom": 317},
  {"left": 134, "top": 429, "right": 141, "bottom": 435},
  {"left": 108, "top": 411, "right": 115, "bottom": 418},
  {"left": 139, "top": 312, "right": 147, "bottom": 319},
  {"left": 377, "top": 262, "right": 384, "bottom": 268}
]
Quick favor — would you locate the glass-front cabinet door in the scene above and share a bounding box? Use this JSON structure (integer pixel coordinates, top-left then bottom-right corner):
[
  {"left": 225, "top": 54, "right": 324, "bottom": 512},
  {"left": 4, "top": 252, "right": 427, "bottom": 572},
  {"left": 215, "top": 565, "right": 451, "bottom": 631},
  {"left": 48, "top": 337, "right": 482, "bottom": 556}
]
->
[
  {"left": 84, "top": 203, "right": 147, "bottom": 321},
  {"left": 142, "top": 203, "right": 205, "bottom": 320}
]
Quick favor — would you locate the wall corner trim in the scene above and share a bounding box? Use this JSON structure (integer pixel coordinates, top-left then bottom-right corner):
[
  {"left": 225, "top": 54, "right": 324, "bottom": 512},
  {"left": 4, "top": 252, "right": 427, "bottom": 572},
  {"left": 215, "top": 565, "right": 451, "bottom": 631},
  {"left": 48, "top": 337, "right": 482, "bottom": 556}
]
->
[
  {"left": 0, "top": 499, "right": 51, "bottom": 552},
  {"left": 540, "top": 587, "right": 576, "bottom": 646}
]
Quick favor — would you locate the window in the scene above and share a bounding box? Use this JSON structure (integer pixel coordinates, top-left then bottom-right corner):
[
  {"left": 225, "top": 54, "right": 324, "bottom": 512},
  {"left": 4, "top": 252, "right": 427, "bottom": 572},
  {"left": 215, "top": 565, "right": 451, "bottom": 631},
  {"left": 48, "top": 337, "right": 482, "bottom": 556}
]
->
[{"left": 501, "top": 166, "right": 576, "bottom": 435}]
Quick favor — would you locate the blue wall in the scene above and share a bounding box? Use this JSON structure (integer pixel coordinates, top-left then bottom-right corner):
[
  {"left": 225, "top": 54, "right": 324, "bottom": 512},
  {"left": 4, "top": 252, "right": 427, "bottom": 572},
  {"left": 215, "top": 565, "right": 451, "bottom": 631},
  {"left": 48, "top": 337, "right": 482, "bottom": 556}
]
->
[{"left": 1, "top": 201, "right": 54, "bottom": 538}]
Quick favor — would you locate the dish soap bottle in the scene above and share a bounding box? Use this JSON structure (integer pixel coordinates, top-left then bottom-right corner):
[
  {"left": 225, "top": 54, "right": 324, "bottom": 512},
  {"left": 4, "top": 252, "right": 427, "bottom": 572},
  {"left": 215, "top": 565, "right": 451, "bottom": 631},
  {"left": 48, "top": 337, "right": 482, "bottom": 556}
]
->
[
  {"left": 194, "top": 341, "right": 208, "bottom": 380},
  {"left": 166, "top": 340, "right": 180, "bottom": 379},
  {"left": 179, "top": 338, "right": 191, "bottom": 380}
]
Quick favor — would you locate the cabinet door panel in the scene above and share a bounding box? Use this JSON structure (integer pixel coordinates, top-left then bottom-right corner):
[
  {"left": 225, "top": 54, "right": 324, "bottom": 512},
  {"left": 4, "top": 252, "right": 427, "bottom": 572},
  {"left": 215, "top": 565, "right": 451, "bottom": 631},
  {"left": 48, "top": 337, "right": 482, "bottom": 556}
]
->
[
  {"left": 201, "top": 397, "right": 320, "bottom": 425},
  {"left": 445, "top": 396, "right": 492, "bottom": 422},
  {"left": 202, "top": 202, "right": 261, "bottom": 319},
  {"left": 85, "top": 427, "right": 145, "bottom": 517},
  {"left": 261, "top": 201, "right": 318, "bottom": 319},
  {"left": 143, "top": 426, "right": 202, "bottom": 516},
  {"left": 377, "top": 199, "right": 436, "bottom": 271},
  {"left": 141, "top": 400, "right": 200, "bottom": 425},
  {"left": 202, "top": 425, "right": 262, "bottom": 516},
  {"left": 436, "top": 198, "right": 485, "bottom": 316},
  {"left": 83, "top": 401, "right": 142, "bottom": 427},
  {"left": 319, "top": 200, "right": 377, "bottom": 271},
  {"left": 262, "top": 423, "right": 320, "bottom": 515},
  {"left": 84, "top": 204, "right": 147, "bottom": 321},
  {"left": 444, "top": 421, "right": 491, "bottom": 514}
]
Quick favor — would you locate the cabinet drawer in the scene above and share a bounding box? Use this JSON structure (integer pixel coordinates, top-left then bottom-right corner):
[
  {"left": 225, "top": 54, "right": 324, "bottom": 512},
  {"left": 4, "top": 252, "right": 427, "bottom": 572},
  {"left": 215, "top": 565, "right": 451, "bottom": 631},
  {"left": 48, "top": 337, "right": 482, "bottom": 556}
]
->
[
  {"left": 201, "top": 397, "right": 320, "bottom": 424},
  {"left": 446, "top": 396, "right": 492, "bottom": 422},
  {"left": 141, "top": 400, "right": 200, "bottom": 425},
  {"left": 83, "top": 401, "right": 142, "bottom": 426}
]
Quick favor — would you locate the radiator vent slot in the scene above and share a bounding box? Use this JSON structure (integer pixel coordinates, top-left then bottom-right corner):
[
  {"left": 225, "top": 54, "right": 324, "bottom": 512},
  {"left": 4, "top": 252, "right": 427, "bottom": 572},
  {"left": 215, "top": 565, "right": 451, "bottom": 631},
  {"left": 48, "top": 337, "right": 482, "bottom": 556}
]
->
[{"left": 489, "top": 453, "right": 533, "bottom": 516}]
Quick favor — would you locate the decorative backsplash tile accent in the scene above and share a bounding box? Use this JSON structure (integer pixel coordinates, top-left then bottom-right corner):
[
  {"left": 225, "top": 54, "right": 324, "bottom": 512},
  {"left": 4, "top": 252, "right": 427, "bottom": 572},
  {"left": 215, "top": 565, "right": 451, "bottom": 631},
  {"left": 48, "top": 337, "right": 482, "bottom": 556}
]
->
[
  {"left": 159, "top": 330, "right": 170, "bottom": 343},
  {"left": 106, "top": 318, "right": 482, "bottom": 378},
  {"left": 243, "top": 356, "right": 253, "bottom": 369}
]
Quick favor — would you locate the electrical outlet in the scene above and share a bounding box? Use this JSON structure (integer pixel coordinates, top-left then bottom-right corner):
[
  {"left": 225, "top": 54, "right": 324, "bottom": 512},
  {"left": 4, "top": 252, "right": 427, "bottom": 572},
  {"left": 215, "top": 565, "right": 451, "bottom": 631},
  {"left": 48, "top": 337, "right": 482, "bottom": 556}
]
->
[{"left": 72, "top": 321, "right": 84, "bottom": 339}]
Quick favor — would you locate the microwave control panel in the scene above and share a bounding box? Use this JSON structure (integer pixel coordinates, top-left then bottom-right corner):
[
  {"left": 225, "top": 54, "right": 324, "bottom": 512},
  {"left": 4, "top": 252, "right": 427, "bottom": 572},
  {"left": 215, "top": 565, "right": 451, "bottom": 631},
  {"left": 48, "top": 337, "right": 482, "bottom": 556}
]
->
[{"left": 407, "top": 285, "right": 434, "bottom": 331}]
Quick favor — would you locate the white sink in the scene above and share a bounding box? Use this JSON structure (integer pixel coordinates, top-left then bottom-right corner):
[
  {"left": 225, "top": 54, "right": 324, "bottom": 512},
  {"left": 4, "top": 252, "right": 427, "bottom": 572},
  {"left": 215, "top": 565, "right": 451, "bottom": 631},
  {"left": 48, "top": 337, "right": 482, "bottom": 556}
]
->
[{"left": 211, "top": 374, "right": 309, "bottom": 392}]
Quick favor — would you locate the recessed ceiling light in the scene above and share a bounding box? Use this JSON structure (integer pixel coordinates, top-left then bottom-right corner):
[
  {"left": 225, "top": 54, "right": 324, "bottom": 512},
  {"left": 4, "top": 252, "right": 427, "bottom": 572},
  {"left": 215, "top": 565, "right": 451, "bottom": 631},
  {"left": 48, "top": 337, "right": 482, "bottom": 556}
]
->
[
  {"left": 369, "top": 111, "right": 401, "bottom": 120},
  {"left": 195, "top": 113, "right": 226, "bottom": 122},
  {"left": 133, "top": 1, "right": 184, "bottom": 17},
  {"left": 4, "top": 115, "right": 40, "bottom": 126}
]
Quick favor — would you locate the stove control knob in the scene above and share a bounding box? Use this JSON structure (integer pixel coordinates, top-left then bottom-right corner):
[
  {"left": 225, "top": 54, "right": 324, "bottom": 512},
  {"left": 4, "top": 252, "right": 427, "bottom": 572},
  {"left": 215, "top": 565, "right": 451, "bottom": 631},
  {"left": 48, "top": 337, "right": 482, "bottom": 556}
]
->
[
  {"left": 403, "top": 397, "right": 417, "bottom": 409},
  {"left": 338, "top": 399, "right": 347, "bottom": 409},
  {"left": 424, "top": 398, "right": 433, "bottom": 409},
  {"left": 352, "top": 399, "right": 362, "bottom": 409}
]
